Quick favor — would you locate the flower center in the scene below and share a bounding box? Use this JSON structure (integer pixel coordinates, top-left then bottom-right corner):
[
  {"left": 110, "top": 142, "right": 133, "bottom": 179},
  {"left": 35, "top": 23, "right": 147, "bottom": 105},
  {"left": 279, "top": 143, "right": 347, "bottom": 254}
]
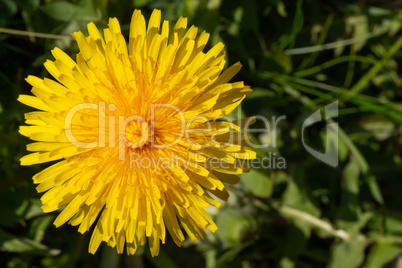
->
[{"left": 124, "top": 119, "right": 150, "bottom": 149}]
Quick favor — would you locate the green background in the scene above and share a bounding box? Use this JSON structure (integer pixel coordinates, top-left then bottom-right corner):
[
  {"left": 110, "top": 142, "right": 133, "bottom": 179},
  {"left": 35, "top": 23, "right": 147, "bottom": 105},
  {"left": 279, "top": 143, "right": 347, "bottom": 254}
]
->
[{"left": 1, "top": 0, "right": 402, "bottom": 267}]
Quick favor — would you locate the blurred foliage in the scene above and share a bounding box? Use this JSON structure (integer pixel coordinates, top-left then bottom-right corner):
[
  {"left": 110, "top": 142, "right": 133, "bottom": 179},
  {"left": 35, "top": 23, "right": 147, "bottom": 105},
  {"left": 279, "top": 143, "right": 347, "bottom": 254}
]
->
[{"left": 1, "top": 0, "right": 402, "bottom": 267}]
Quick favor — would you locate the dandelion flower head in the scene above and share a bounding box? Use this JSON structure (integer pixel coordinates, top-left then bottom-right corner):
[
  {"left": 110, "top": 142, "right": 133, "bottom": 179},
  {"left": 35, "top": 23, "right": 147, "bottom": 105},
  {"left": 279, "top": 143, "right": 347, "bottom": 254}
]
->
[{"left": 19, "top": 9, "right": 255, "bottom": 256}]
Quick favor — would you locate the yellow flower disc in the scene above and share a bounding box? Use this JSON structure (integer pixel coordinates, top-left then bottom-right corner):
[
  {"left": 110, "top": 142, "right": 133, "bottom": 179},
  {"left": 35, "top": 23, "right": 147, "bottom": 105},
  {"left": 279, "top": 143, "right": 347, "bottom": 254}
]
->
[{"left": 18, "top": 9, "right": 255, "bottom": 256}]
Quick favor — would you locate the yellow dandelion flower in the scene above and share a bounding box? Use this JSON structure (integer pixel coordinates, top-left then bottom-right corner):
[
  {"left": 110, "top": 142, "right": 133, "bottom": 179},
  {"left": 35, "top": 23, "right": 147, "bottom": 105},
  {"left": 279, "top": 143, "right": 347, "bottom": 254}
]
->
[{"left": 18, "top": 9, "right": 256, "bottom": 256}]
